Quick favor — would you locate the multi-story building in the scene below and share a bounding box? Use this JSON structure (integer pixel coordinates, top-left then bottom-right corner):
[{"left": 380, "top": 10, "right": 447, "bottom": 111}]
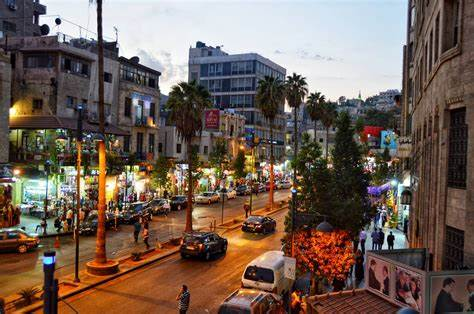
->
[
  {"left": 188, "top": 41, "right": 286, "bottom": 161},
  {"left": 401, "top": 0, "right": 473, "bottom": 271},
  {"left": 0, "top": 49, "right": 10, "bottom": 164},
  {"left": 117, "top": 56, "right": 160, "bottom": 162},
  {"left": 0, "top": 0, "right": 47, "bottom": 37}
]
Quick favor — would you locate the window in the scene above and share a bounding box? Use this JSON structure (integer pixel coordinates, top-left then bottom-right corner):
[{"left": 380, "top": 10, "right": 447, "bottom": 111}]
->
[
  {"left": 66, "top": 96, "right": 75, "bottom": 109},
  {"left": 120, "top": 63, "right": 159, "bottom": 88},
  {"left": 24, "top": 54, "right": 54, "bottom": 68},
  {"left": 123, "top": 136, "right": 130, "bottom": 153},
  {"left": 124, "top": 97, "right": 132, "bottom": 117},
  {"left": 61, "top": 57, "right": 90, "bottom": 77},
  {"left": 203, "top": 145, "right": 208, "bottom": 155},
  {"left": 410, "top": 6, "right": 416, "bottom": 28},
  {"left": 448, "top": 108, "right": 467, "bottom": 188},
  {"left": 444, "top": 226, "right": 464, "bottom": 270},
  {"left": 190, "top": 72, "right": 198, "bottom": 81},
  {"left": 429, "top": 30, "right": 433, "bottom": 73},
  {"left": 148, "top": 134, "right": 155, "bottom": 154},
  {"left": 2, "top": 21, "right": 16, "bottom": 32},
  {"left": 149, "top": 102, "right": 156, "bottom": 123},
  {"left": 104, "top": 72, "right": 112, "bottom": 83},
  {"left": 319, "top": 138, "right": 324, "bottom": 143},
  {"left": 208, "top": 63, "right": 223, "bottom": 76},
  {"left": 136, "top": 132, "right": 144, "bottom": 154},
  {"left": 32, "top": 99, "right": 43, "bottom": 110},
  {"left": 443, "top": 0, "right": 460, "bottom": 51},
  {"left": 158, "top": 142, "right": 163, "bottom": 153},
  {"left": 176, "top": 143, "right": 182, "bottom": 154},
  {"left": 435, "top": 13, "right": 440, "bottom": 62}
]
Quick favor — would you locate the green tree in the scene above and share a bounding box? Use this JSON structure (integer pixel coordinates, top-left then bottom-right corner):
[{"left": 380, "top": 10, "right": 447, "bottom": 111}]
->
[
  {"left": 306, "top": 91, "right": 326, "bottom": 142},
  {"left": 209, "top": 138, "right": 229, "bottom": 180},
  {"left": 285, "top": 73, "right": 308, "bottom": 160},
  {"left": 331, "top": 111, "right": 372, "bottom": 237},
  {"left": 232, "top": 149, "right": 246, "bottom": 180},
  {"left": 363, "top": 108, "right": 400, "bottom": 129},
  {"left": 167, "top": 81, "right": 212, "bottom": 232},
  {"left": 256, "top": 75, "right": 285, "bottom": 210},
  {"left": 150, "top": 155, "right": 172, "bottom": 195},
  {"left": 319, "top": 102, "right": 338, "bottom": 160}
]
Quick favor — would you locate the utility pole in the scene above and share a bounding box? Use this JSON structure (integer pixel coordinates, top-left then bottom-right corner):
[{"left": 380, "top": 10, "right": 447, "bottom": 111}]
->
[{"left": 74, "top": 104, "right": 83, "bottom": 283}]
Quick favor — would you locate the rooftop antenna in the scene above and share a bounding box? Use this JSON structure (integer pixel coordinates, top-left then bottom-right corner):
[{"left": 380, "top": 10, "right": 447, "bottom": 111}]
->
[{"left": 113, "top": 26, "right": 118, "bottom": 43}]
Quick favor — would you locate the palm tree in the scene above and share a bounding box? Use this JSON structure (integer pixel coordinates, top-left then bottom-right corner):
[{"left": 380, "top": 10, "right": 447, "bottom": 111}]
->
[
  {"left": 167, "top": 81, "right": 212, "bottom": 232},
  {"left": 306, "top": 92, "right": 326, "bottom": 143},
  {"left": 319, "top": 102, "right": 338, "bottom": 160},
  {"left": 256, "top": 76, "right": 285, "bottom": 211}
]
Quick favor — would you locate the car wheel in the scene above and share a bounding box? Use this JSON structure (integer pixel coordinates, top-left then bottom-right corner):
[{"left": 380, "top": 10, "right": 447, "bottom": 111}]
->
[
  {"left": 181, "top": 253, "right": 188, "bottom": 259},
  {"left": 18, "top": 244, "right": 28, "bottom": 254},
  {"left": 205, "top": 250, "right": 211, "bottom": 261}
]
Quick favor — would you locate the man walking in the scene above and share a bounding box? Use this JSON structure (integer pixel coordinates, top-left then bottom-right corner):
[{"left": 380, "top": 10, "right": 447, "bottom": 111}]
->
[
  {"left": 371, "top": 228, "right": 379, "bottom": 250},
  {"left": 176, "top": 285, "right": 190, "bottom": 314},
  {"left": 133, "top": 220, "right": 141, "bottom": 243},
  {"left": 143, "top": 223, "right": 150, "bottom": 249},
  {"left": 359, "top": 229, "right": 367, "bottom": 254},
  {"left": 378, "top": 228, "right": 385, "bottom": 250},
  {"left": 387, "top": 231, "right": 395, "bottom": 250}
]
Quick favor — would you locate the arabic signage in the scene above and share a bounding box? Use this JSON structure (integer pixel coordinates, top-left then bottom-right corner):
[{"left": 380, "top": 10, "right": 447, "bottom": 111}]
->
[{"left": 205, "top": 109, "right": 220, "bottom": 130}]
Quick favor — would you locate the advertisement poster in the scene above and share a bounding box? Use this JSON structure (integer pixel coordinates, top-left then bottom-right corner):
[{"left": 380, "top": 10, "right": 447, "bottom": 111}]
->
[
  {"left": 428, "top": 273, "right": 474, "bottom": 313},
  {"left": 381, "top": 130, "right": 397, "bottom": 149},
  {"left": 205, "top": 109, "right": 220, "bottom": 130},
  {"left": 395, "top": 266, "right": 423, "bottom": 312},
  {"left": 367, "top": 255, "right": 391, "bottom": 297}
]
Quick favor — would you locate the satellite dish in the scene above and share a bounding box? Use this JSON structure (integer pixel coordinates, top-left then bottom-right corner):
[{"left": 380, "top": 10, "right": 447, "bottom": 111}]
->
[
  {"left": 55, "top": 18, "right": 62, "bottom": 25},
  {"left": 40, "top": 24, "right": 50, "bottom": 36}
]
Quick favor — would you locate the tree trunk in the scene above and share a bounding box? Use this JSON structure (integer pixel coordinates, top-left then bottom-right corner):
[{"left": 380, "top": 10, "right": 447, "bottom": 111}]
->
[
  {"left": 185, "top": 142, "right": 193, "bottom": 232},
  {"left": 269, "top": 124, "right": 274, "bottom": 210},
  {"left": 94, "top": 0, "right": 107, "bottom": 265},
  {"left": 325, "top": 126, "right": 329, "bottom": 161}
]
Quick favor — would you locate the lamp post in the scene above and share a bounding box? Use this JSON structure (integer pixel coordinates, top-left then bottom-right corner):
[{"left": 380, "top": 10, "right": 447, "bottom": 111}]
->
[
  {"left": 74, "top": 103, "right": 83, "bottom": 283},
  {"left": 248, "top": 133, "right": 259, "bottom": 214},
  {"left": 43, "top": 160, "right": 52, "bottom": 218},
  {"left": 43, "top": 251, "right": 58, "bottom": 314}
]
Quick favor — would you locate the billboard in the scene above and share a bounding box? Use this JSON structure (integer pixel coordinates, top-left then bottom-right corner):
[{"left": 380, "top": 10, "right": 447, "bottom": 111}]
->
[
  {"left": 394, "top": 265, "right": 424, "bottom": 312},
  {"left": 381, "top": 130, "right": 397, "bottom": 149},
  {"left": 427, "top": 271, "right": 474, "bottom": 313},
  {"left": 205, "top": 109, "right": 220, "bottom": 130},
  {"left": 367, "top": 255, "right": 391, "bottom": 297}
]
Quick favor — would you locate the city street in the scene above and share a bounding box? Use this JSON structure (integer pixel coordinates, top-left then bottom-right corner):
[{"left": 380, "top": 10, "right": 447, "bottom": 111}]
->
[
  {"left": 54, "top": 207, "right": 288, "bottom": 314},
  {"left": 0, "top": 190, "right": 289, "bottom": 297}
]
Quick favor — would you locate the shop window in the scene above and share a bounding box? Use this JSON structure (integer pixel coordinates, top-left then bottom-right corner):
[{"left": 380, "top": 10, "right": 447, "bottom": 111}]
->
[
  {"left": 444, "top": 225, "right": 464, "bottom": 270},
  {"left": 448, "top": 108, "right": 467, "bottom": 188}
]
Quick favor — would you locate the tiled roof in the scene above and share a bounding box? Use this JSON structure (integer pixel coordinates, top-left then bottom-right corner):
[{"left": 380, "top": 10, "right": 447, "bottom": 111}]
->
[{"left": 309, "top": 289, "right": 400, "bottom": 314}]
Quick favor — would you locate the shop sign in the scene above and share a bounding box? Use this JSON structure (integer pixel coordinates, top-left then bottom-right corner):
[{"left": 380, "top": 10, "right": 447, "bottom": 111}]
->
[
  {"left": 380, "top": 130, "right": 398, "bottom": 149},
  {"left": 284, "top": 257, "right": 296, "bottom": 280},
  {"left": 205, "top": 109, "right": 220, "bottom": 130},
  {"left": 397, "top": 136, "right": 412, "bottom": 158}
]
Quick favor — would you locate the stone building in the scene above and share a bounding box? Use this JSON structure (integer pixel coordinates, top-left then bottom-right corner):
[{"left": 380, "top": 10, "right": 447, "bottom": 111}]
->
[
  {"left": 0, "top": 0, "right": 47, "bottom": 37},
  {"left": 0, "top": 49, "right": 10, "bottom": 164},
  {"left": 401, "top": 0, "right": 474, "bottom": 270}
]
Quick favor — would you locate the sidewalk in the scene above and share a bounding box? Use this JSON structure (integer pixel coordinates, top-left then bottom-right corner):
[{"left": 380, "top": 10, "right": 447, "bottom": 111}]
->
[{"left": 17, "top": 215, "right": 71, "bottom": 237}]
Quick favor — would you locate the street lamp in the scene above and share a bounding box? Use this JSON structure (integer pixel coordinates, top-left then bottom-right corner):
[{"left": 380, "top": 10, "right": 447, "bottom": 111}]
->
[
  {"left": 73, "top": 103, "right": 84, "bottom": 283},
  {"left": 316, "top": 217, "right": 334, "bottom": 233}
]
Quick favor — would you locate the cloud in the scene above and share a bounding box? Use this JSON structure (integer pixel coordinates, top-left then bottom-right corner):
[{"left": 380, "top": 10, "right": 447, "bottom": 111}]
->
[
  {"left": 296, "top": 49, "right": 341, "bottom": 62},
  {"left": 274, "top": 49, "right": 284, "bottom": 54},
  {"left": 136, "top": 49, "right": 187, "bottom": 91}
]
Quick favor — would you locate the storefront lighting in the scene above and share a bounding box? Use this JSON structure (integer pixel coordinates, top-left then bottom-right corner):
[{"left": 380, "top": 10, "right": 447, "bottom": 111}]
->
[
  {"left": 13, "top": 169, "right": 21, "bottom": 176},
  {"left": 56, "top": 133, "right": 68, "bottom": 144},
  {"left": 9, "top": 106, "right": 18, "bottom": 117},
  {"left": 390, "top": 179, "right": 398, "bottom": 187}
]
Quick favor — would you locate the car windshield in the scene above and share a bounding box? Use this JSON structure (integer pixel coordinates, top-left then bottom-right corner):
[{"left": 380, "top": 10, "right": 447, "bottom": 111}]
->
[
  {"left": 172, "top": 196, "right": 185, "bottom": 201},
  {"left": 202, "top": 192, "right": 213, "bottom": 196},
  {"left": 218, "top": 305, "right": 250, "bottom": 314},
  {"left": 246, "top": 216, "right": 263, "bottom": 223},
  {"left": 184, "top": 235, "right": 205, "bottom": 244},
  {"left": 129, "top": 204, "right": 143, "bottom": 212},
  {"left": 244, "top": 266, "right": 274, "bottom": 284}
]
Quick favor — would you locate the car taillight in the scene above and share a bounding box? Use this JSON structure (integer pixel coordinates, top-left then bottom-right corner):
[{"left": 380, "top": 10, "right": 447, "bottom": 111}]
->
[
  {"left": 180, "top": 239, "right": 184, "bottom": 245},
  {"left": 198, "top": 243, "right": 204, "bottom": 251}
]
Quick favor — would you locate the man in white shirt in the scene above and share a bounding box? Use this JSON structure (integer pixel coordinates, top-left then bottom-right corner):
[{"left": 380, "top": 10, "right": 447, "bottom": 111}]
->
[{"left": 359, "top": 229, "right": 367, "bottom": 254}]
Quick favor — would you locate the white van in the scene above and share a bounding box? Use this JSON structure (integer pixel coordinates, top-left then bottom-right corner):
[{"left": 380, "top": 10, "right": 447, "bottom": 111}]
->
[{"left": 241, "top": 251, "right": 293, "bottom": 297}]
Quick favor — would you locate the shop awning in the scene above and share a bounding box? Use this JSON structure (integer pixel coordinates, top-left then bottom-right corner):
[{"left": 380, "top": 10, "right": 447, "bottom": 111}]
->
[{"left": 9, "top": 115, "right": 130, "bottom": 136}]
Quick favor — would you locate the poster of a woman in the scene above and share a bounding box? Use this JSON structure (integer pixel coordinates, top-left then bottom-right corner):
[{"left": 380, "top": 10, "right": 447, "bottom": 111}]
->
[
  {"left": 367, "top": 256, "right": 391, "bottom": 297},
  {"left": 395, "top": 266, "right": 423, "bottom": 312}
]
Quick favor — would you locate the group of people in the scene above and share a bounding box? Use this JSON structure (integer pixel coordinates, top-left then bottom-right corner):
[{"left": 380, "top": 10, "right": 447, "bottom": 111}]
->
[
  {"left": 133, "top": 217, "right": 151, "bottom": 249},
  {"left": 0, "top": 201, "right": 21, "bottom": 228},
  {"left": 369, "top": 228, "right": 396, "bottom": 250}
]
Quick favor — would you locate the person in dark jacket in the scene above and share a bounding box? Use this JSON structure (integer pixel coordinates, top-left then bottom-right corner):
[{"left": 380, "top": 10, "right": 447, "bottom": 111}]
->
[
  {"left": 176, "top": 285, "right": 190, "bottom": 314},
  {"left": 466, "top": 279, "right": 474, "bottom": 311},
  {"left": 354, "top": 250, "right": 364, "bottom": 283},
  {"left": 378, "top": 229, "right": 385, "bottom": 250},
  {"left": 387, "top": 231, "right": 395, "bottom": 250},
  {"left": 368, "top": 259, "right": 381, "bottom": 290},
  {"left": 133, "top": 221, "right": 141, "bottom": 243},
  {"left": 434, "top": 277, "right": 463, "bottom": 314},
  {"left": 382, "top": 266, "right": 389, "bottom": 295}
]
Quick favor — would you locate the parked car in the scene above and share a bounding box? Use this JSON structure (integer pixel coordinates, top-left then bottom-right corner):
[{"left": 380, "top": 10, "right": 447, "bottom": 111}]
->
[
  {"left": 275, "top": 181, "right": 283, "bottom": 190},
  {"left": 79, "top": 212, "right": 115, "bottom": 235},
  {"left": 170, "top": 195, "right": 187, "bottom": 211},
  {"left": 258, "top": 183, "right": 266, "bottom": 193},
  {"left": 195, "top": 192, "right": 220, "bottom": 205},
  {"left": 242, "top": 251, "right": 293, "bottom": 297},
  {"left": 180, "top": 231, "right": 227, "bottom": 260},
  {"left": 145, "top": 198, "right": 170, "bottom": 215},
  {"left": 219, "top": 188, "right": 237, "bottom": 200},
  {"left": 241, "top": 215, "right": 276, "bottom": 234},
  {"left": 218, "top": 289, "right": 284, "bottom": 314},
  {"left": 0, "top": 228, "right": 39, "bottom": 253},
  {"left": 280, "top": 180, "right": 292, "bottom": 189},
  {"left": 121, "top": 202, "right": 149, "bottom": 224},
  {"left": 236, "top": 185, "right": 251, "bottom": 196}
]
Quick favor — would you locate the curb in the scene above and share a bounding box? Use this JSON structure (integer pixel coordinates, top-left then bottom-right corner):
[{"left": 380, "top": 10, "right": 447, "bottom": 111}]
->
[{"left": 15, "top": 247, "right": 180, "bottom": 314}]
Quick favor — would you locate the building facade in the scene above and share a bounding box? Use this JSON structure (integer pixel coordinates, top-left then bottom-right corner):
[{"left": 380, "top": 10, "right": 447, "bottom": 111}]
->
[
  {"left": 401, "top": 0, "right": 474, "bottom": 270},
  {"left": 0, "top": 0, "right": 47, "bottom": 37},
  {"left": 0, "top": 49, "right": 10, "bottom": 164},
  {"left": 188, "top": 41, "right": 286, "bottom": 161}
]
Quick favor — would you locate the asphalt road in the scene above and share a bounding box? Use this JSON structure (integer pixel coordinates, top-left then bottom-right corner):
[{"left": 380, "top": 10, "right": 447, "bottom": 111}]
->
[
  {"left": 0, "top": 190, "right": 289, "bottom": 297},
  {"left": 55, "top": 208, "right": 288, "bottom": 314}
]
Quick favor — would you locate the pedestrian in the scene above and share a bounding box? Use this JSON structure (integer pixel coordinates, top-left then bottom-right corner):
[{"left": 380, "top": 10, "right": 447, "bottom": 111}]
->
[
  {"left": 354, "top": 249, "right": 364, "bottom": 284},
  {"left": 371, "top": 228, "right": 379, "bottom": 250},
  {"left": 54, "top": 217, "right": 62, "bottom": 233},
  {"left": 387, "top": 231, "right": 395, "bottom": 250},
  {"left": 163, "top": 189, "right": 169, "bottom": 199},
  {"left": 378, "top": 228, "right": 385, "bottom": 250},
  {"left": 40, "top": 218, "right": 47, "bottom": 235},
  {"left": 133, "top": 220, "right": 141, "bottom": 243},
  {"left": 143, "top": 224, "right": 150, "bottom": 249},
  {"left": 66, "top": 207, "right": 73, "bottom": 231},
  {"left": 176, "top": 285, "right": 190, "bottom": 314},
  {"left": 114, "top": 207, "right": 120, "bottom": 230},
  {"left": 359, "top": 229, "right": 367, "bottom": 254},
  {"left": 244, "top": 202, "right": 250, "bottom": 218}
]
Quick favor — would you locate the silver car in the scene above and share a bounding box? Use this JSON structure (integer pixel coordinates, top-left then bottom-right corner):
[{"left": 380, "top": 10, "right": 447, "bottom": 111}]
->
[{"left": 195, "top": 192, "right": 220, "bottom": 204}]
